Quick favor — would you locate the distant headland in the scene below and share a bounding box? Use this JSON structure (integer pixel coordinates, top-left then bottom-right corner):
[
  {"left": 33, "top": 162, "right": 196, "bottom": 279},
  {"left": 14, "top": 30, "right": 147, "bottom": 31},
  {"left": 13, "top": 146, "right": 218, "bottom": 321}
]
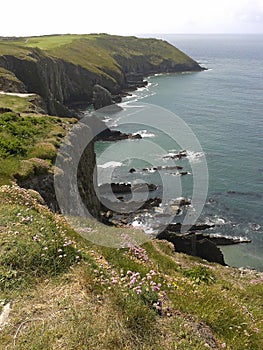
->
[{"left": 0, "top": 33, "right": 204, "bottom": 116}]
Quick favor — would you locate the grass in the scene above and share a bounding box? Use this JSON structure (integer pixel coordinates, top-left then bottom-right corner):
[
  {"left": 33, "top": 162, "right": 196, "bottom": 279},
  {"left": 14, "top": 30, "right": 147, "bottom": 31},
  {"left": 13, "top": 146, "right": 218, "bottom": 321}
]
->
[
  {"left": 0, "top": 103, "right": 77, "bottom": 185},
  {"left": 0, "top": 33, "right": 199, "bottom": 90},
  {"left": 0, "top": 94, "right": 32, "bottom": 114},
  {"left": 0, "top": 185, "right": 262, "bottom": 349},
  {"left": 0, "top": 38, "right": 262, "bottom": 348}
]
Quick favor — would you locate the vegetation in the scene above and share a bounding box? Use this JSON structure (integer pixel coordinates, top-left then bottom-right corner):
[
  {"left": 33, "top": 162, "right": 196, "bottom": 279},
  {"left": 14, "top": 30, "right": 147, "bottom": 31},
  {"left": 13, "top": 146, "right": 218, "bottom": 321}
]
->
[
  {"left": 0, "top": 34, "right": 199, "bottom": 87},
  {"left": 0, "top": 185, "right": 262, "bottom": 349},
  {"left": 0, "top": 95, "right": 76, "bottom": 185},
  {"left": 0, "top": 35, "right": 262, "bottom": 349}
]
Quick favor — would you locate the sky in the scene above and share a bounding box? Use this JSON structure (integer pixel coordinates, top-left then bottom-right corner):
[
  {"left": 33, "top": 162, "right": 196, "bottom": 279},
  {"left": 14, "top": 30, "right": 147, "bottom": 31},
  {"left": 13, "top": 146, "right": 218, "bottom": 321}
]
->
[{"left": 1, "top": 0, "right": 263, "bottom": 37}]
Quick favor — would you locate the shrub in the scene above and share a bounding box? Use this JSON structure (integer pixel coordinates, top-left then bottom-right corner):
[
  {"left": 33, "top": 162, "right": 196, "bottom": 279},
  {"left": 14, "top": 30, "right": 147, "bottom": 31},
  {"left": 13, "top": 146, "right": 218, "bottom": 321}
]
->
[
  {"left": 14, "top": 158, "right": 51, "bottom": 181},
  {"left": 183, "top": 266, "right": 215, "bottom": 285}
]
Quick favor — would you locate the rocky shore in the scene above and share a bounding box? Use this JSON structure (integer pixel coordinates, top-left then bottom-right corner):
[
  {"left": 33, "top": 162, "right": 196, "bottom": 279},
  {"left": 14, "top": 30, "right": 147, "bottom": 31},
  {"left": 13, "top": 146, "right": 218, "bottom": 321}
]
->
[{"left": 98, "top": 184, "right": 252, "bottom": 265}]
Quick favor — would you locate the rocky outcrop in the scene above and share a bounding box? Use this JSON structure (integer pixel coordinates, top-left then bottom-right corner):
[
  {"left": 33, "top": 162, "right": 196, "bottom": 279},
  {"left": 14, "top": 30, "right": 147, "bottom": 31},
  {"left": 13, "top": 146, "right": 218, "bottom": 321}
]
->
[
  {"left": 157, "top": 226, "right": 251, "bottom": 265},
  {"left": 82, "top": 114, "right": 141, "bottom": 141},
  {"left": 157, "top": 231, "right": 226, "bottom": 265},
  {"left": 92, "top": 84, "right": 117, "bottom": 110},
  {"left": 0, "top": 67, "right": 26, "bottom": 92}
]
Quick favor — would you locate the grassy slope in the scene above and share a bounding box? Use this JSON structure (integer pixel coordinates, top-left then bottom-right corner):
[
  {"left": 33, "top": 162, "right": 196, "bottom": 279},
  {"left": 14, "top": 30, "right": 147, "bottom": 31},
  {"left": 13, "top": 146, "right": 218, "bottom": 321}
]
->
[
  {"left": 0, "top": 94, "right": 77, "bottom": 186},
  {"left": 0, "top": 105, "right": 262, "bottom": 349},
  {"left": 0, "top": 185, "right": 262, "bottom": 349},
  {"left": 0, "top": 34, "right": 199, "bottom": 85}
]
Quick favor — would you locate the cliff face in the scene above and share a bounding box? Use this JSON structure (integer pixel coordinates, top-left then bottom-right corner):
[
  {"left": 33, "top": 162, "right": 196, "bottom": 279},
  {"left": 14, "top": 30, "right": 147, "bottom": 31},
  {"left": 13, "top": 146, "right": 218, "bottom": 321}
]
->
[
  {"left": 0, "top": 52, "right": 117, "bottom": 116},
  {"left": 12, "top": 116, "right": 101, "bottom": 219},
  {"left": 0, "top": 34, "right": 204, "bottom": 116}
]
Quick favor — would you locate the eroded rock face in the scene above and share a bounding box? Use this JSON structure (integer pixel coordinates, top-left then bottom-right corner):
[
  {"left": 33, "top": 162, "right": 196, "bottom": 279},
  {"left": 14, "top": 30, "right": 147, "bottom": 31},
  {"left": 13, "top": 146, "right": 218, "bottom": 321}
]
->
[
  {"left": 0, "top": 52, "right": 120, "bottom": 117},
  {"left": 92, "top": 84, "right": 115, "bottom": 110}
]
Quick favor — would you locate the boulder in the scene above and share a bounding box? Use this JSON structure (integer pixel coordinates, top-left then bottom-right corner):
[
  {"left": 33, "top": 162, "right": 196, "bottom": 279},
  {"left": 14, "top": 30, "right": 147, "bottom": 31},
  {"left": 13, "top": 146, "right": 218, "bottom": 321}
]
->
[{"left": 92, "top": 84, "right": 118, "bottom": 110}]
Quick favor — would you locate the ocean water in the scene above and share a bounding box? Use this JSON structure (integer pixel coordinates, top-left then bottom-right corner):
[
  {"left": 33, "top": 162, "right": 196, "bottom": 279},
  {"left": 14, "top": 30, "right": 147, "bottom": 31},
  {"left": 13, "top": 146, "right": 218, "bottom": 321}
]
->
[{"left": 95, "top": 34, "right": 263, "bottom": 271}]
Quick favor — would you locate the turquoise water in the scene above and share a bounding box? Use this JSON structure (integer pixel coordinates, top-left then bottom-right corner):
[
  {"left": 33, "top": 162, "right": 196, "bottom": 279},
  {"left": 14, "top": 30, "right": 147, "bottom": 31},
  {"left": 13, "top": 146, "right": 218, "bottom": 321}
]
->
[{"left": 95, "top": 34, "right": 263, "bottom": 271}]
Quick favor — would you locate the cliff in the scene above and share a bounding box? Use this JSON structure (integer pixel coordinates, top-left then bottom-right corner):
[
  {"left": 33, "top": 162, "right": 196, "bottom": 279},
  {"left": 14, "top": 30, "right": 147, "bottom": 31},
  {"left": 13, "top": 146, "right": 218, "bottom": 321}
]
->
[
  {"left": 0, "top": 103, "right": 100, "bottom": 218},
  {"left": 0, "top": 34, "right": 204, "bottom": 116}
]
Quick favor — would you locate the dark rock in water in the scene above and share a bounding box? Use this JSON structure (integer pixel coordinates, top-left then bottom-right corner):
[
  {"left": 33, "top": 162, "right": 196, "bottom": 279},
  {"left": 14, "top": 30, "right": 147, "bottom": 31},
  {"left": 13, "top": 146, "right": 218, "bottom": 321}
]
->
[
  {"left": 98, "top": 182, "right": 158, "bottom": 194},
  {"left": 129, "top": 168, "right": 136, "bottom": 173},
  {"left": 141, "top": 165, "right": 184, "bottom": 173},
  {"left": 156, "top": 225, "right": 251, "bottom": 265},
  {"left": 163, "top": 150, "right": 187, "bottom": 160},
  {"left": 170, "top": 197, "right": 191, "bottom": 207},
  {"left": 166, "top": 222, "right": 214, "bottom": 232},
  {"left": 112, "top": 94, "right": 122, "bottom": 103},
  {"left": 100, "top": 196, "right": 162, "bottom": 214},
  {"left": 128, "top": 133, "right": 142, "bottom": 139},
  {"left": 157, "top": 231, "right": 226, "bottom": 265},
  {"left": 83, "top": 114, "right": 141, "bottom": 141},
  {"left": 160, "top": 165, "right": 183, "bottom": 171},
  {"left": 180, "top": 171, "right": 188, "bottom": 176},
  {"left": 197, "top": 233, "right": 252, "bottom": 245}
]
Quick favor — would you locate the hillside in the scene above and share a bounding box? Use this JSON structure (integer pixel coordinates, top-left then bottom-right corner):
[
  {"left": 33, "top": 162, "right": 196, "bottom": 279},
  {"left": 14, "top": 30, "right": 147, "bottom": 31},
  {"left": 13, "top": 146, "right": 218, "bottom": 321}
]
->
[
  {"left": 0, "top": 97, "right": 262, "bottom": 349},
  {"left": 0, "top": 185, "right": 263, "bottom": 349},
  {"left": 1, "top": 35, "right": 262, "bottom": 349},
  {"left": 0, "top": 34, "right": 203, "bottom": 116}
]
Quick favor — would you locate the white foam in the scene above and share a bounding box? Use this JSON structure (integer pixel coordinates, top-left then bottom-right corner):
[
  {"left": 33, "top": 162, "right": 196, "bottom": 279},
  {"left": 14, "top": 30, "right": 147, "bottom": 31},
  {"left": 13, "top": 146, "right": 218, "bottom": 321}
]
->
[
  {"left": 186, "top": 151, "right": 204, "bottom": 163},
  {"left": 98, "top": 161, "right": 123, "bottom": 169},
  {"left": 205, "top": 216, "right": 226, "bottom": 225},
  {"left": 133, "top": 129, "right": 155, "bottom": 138},
  {"left": 103, "top": 117, "right": 112, "bottom": 123}
]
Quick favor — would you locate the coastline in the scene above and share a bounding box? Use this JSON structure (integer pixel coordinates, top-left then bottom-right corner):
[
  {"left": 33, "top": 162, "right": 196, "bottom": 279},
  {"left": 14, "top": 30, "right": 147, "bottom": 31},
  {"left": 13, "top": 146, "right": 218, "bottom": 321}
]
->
[{"left": 94, "top": 72, "right": 262, "bottom": 271}]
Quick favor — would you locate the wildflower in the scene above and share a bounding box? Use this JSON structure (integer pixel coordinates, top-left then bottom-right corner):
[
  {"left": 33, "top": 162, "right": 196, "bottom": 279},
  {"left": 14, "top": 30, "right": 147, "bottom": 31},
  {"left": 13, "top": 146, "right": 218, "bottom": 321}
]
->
[
  {"left": 152, "top": 285, "right": 160, "bottom": 292},
  {"left": 58, "top": 248, "right": 63, "bottom": 252},
  {"left": 130, "top": 277, "right": 136, "bottom": 285}
]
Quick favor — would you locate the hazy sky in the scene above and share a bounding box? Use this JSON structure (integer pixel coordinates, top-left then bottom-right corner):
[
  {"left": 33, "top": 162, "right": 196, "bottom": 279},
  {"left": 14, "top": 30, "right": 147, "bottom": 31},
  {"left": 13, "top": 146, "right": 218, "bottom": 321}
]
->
[{"left": 1, "top": 0, "right": 263, "bottom": 37}]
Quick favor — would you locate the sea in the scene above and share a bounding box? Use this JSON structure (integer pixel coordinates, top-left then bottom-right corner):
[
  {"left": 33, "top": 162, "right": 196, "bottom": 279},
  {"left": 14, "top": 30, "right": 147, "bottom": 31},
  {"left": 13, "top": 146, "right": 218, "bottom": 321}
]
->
[{"left": 94, "top": 34, "right": 263, "bottom": 271}]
